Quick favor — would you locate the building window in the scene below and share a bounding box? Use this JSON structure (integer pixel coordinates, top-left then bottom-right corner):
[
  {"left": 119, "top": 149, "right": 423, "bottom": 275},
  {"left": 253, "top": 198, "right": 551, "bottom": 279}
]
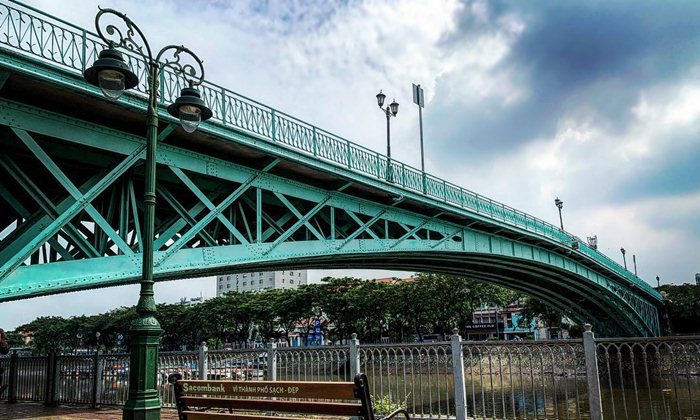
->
[
  {"left": 243, "top": 274, "right": 247, "bottom": 278},
  {"left": 243, "top": 282, "right": 246, "bottom": 286},
  {"left": 259, "top": 279, "right": 263, "bottom": 285},
  {"left": 227, "top": 284, "right": 230, "bottom": 289},
  {"left": 298, "top": 273, "right": 301, "bottom": 277},
  {"left": 259, "top": 272, "right": 264, "bottom": 276},
  {"left": 219, "top": 285, "right": 223, "bottom": 289},
  {"left": 269, "top": 278, "right": 273, "bottom": 282},
  {"left": 282, "top": 279, "right": 285, "bottom": 283},
  {"left": 290, "top": 279, "right": 294, "bottom": 284},
  {"left": 289, "top": 271, "right": 293, "bottom": 276}
]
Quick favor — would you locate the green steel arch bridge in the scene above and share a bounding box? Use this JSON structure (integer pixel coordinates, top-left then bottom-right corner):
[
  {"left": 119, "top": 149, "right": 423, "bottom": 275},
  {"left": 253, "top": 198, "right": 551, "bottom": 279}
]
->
[{"left": 0, "top": 1, "right": 663, "bottom": 336}]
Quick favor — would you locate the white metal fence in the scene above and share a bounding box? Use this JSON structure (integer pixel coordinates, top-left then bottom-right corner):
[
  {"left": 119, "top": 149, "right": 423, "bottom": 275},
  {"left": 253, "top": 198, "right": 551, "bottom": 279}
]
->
[{"left": 1, "top": 328, "right": 698, "bottom": 419}]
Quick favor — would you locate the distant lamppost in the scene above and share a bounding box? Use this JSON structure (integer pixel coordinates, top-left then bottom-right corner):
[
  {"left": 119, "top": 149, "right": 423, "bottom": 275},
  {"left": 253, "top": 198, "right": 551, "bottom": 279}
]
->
[
  {"left": 586, "top": 235, "right": 598, "bottom": 250},
  {"left": 554, "top": 197, "right": 564, "bottom": 230},
  {"left": 633, "top": 254, "right": 638, "bottom": 276},
  {"left": 494, "top": 308, "right": 500, "bottom": 340},
  {"left": 83, "top": 7, "right": 212, "bottom": 420},
  {"left": 620, "top": 247, "right": 627, "bottom": 270},
  {"left": 376, "top": 90, "right": 399, "bottom": 182},
  {"left": 656, "top": 275, "right": 660, "bottom": 288}
]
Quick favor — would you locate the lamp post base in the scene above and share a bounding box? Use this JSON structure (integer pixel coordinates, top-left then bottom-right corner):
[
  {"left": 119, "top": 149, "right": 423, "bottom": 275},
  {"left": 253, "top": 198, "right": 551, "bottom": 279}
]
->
[{"left": 122, "top": 315, "right": 162, "bottom": 420}]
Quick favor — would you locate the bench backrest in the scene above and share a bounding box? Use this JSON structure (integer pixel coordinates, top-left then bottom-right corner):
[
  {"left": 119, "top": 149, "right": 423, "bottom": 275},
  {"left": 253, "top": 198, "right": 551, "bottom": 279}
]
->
[{"left": 168, "top": 373, "right": 376, "bottom": 420}]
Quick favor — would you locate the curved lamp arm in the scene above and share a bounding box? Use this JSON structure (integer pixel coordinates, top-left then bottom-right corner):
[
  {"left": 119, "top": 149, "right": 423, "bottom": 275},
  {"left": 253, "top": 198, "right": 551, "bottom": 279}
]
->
[
  {"left": 155, "top": 45, "right": 206, "bottom": 88},
  {"left": 94, "top": 7, "right": 154, "bottom": 63}
]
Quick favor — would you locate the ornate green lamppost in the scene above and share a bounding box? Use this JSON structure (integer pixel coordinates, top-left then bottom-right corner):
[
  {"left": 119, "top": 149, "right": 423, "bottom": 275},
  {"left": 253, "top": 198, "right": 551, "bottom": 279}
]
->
[
  {"left": 375, "top": 90, "right": 399, "bottom": 182},
  {"left": 83, "top": 7, "right": 212, "bottom": 420}
]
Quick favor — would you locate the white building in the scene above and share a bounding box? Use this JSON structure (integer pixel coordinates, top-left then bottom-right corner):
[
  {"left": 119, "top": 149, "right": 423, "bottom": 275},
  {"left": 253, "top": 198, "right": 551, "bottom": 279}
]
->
[
  {"left": 176, "top": 294, "right": 211, "bottom": 306},
  {"left": 216, "top": 270, "right": 308, "bottom": 296}
]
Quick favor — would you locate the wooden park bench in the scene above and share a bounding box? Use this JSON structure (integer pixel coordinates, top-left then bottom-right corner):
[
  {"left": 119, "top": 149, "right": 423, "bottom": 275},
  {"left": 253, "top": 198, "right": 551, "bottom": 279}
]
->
[{"left": 168, "top": 372, "right": 410, "bottom": 420}]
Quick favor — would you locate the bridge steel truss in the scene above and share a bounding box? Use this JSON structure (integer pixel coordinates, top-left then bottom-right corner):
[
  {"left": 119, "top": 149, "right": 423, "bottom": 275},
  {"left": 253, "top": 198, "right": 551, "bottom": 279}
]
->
[{"left": 0, "top": 0, "right": 662, "bottom": 336}]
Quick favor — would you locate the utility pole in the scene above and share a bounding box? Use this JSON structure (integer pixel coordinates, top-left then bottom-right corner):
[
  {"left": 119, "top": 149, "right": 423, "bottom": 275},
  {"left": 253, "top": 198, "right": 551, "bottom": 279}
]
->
[
  {"left": 413, "top": 83, "right": 426, "bottom": 192},
  {"left": 632, "top": 254, "right": 638, "bottom": 276}
]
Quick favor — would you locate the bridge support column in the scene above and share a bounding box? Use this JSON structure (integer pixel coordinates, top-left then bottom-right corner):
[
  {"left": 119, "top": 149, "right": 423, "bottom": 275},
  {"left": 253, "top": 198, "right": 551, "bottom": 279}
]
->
[{"left": 583, "top": 324, "right": 603, "bottom": 420}]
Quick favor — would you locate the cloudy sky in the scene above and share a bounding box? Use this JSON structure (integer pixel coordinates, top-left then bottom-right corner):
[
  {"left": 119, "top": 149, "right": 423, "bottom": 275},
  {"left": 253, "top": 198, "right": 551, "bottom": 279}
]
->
[{"left": 2, "top": 0, "right": 699, "bottom": 330}]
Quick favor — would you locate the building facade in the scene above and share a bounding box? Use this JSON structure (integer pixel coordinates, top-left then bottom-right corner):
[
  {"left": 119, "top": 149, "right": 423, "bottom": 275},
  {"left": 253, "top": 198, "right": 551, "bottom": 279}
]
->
[
  {"left": 466, "top": 303, "right": 543, "bottom": 341},
  {"left": 216, "top": 270, "right": 308, "bottom": 295}
]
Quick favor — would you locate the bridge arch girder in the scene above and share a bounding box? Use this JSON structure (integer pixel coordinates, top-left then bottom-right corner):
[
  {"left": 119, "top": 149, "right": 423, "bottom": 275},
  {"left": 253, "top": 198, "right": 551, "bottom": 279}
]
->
[{"left": 0, "top": 97, "right": 661, "bottom": 336}]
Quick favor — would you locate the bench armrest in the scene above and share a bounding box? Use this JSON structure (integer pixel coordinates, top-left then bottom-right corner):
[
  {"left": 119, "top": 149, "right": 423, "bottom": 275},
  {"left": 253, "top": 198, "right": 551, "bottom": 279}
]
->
[{"left": 380, "top": 407, "right": 410, "bottom": 420}]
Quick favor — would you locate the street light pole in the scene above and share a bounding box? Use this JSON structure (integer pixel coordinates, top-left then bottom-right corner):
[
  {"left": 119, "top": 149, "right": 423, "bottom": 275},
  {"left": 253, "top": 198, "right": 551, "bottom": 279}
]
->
[
  {"left": 376, "top": 90, "right": 399, "bottom": 182},
  {"left": 554, "top": 197, "right": 564, "bottom": 230},
  {"left": 633, "top": 254, "right": 638, "bottom": 276},
  {"left": 412, "top": 83, "right": 426, "bottom": 193},
  {"left": 84, "top": 7, "right": 212, "bottom": 420},
  {"left": 620, "top": 247, "right": 627, "bottom": 270}
]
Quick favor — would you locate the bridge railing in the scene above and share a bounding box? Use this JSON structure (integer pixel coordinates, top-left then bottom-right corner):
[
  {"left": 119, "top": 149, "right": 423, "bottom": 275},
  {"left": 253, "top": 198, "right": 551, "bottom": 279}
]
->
[{"left": 0, "top": 0, "right": 658, "bottom": 299}]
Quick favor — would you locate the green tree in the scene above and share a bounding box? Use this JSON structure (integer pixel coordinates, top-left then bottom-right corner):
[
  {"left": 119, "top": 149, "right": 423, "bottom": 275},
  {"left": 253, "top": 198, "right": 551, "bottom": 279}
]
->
[
  {"left": 517, "top": 297, "right": 577, "bottom": 338},
  {"left": 396, "top": 278, "right": 435, "bottom": 341},
  {"left": 157, "top": 303, "right": 196, "bottom": 351},
  {"left": 272, "top": 286, "right": 317, "bottom": 344},
  {"left": 658, "top": 283, "right": 700, "bottom": 334},
  {"left": 4, "top": 330, "right": 24, "bottom": 348},
  {"left": 347, "top": 280, "right": 392, "bottom": 342},
  {"left": 243, "top": 290, "right": 279, "bottom": 342},
  {"left": 317, "top": 277, "right": 365, "bottom": 342},
  {"left": 17, "top": 316, "right": 71, "bottom": 353}
]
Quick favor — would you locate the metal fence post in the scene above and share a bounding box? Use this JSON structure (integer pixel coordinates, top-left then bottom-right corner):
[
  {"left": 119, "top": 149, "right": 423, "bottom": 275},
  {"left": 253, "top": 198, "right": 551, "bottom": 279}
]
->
[
  {"left": 451, "top": 329, "right": 468, "bottom": 420},
  {"left": 47, "top": 351, "right": 60, "bottom": 406},
  {"left": 91, "top": 348, "right": 102, "bottom": 408},
  {"left": 198, "top": 342, "right": 208, "bottom": 380},
  {"left": 271, "top": 110, "right": 277, "bottom": 141},
  {"left": 7, "top": 350, "right": 17, "bottom": 403},
  {"left": 266, "top": 339, "right": 277, "bottom": 381},
  {"left": 44, "top": 351, "right": 57, "bottom": 406},
  {"left": 348, "top": 333, "right": 361, "bottom": 379},
  {"left": 583, "top": 324, "right": 603, "bottom": 420}
]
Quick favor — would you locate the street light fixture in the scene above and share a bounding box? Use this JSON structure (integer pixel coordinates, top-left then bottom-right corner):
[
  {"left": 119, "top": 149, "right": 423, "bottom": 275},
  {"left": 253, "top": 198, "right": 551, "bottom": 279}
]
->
[
  {"left": 554, "top": 197, "right": 564, "bottom": 230},
  {"left": 620, "top": 247, "right": 627, "bottom": 270},
  {"left": 376, "top": 90, "right": 399, "bottom": 182},
  {"left": 83, "top": 7, "right": 212, "bottom": 420}
]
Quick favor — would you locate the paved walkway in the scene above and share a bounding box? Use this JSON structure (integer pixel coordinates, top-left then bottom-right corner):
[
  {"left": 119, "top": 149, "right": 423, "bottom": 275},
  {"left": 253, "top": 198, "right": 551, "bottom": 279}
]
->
[{"left": 0, "top": 402, "right": 179, "bottom": 419}]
